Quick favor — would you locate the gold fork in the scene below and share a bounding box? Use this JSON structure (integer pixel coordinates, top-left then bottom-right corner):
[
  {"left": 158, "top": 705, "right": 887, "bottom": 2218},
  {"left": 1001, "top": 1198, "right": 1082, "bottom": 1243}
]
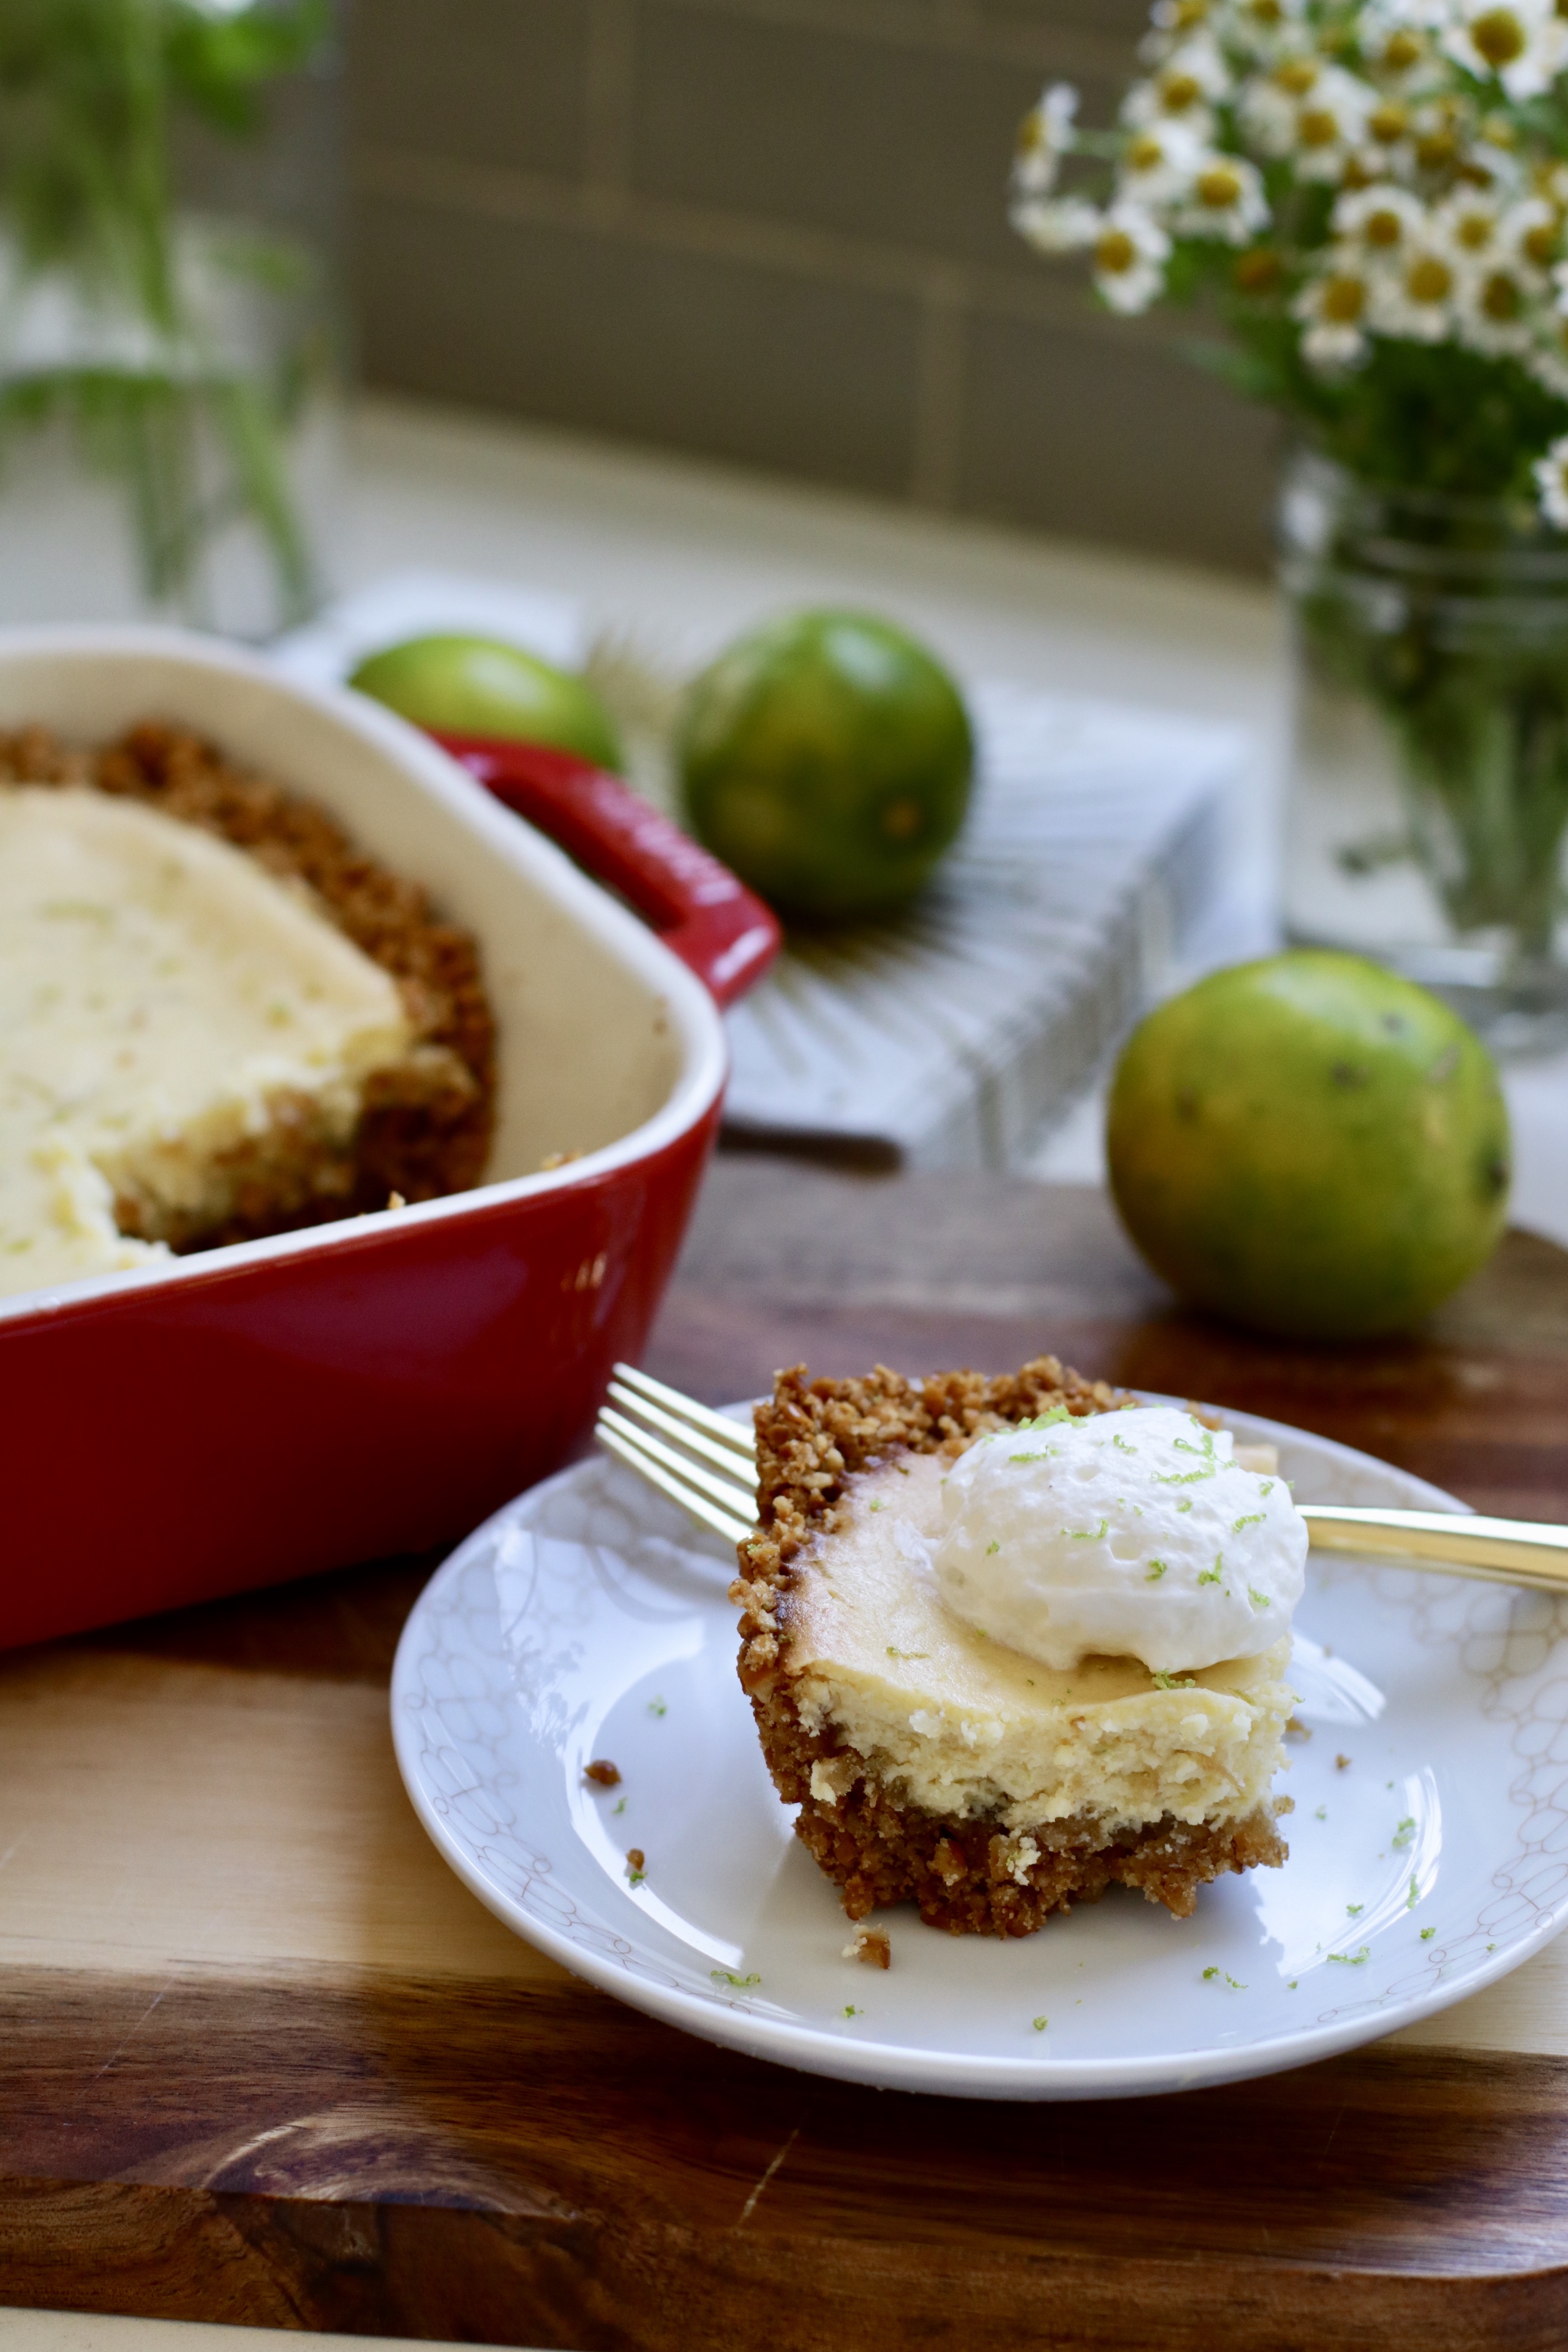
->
[{"left": 595, "top": 1364, "right": 1568, "bottom": 1595}]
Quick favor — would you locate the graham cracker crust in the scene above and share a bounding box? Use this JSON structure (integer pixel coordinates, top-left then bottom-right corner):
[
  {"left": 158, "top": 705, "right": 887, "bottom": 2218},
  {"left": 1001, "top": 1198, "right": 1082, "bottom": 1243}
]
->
[
  {"left": 1, "top": 720, "right": 495, "bottom": 1246},
  {"left": 730, "top": 1360, "right": 1289, "bottom": 1938}
]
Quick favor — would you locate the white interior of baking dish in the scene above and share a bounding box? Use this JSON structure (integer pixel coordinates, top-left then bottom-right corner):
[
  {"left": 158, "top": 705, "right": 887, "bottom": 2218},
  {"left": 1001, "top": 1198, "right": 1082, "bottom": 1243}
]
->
[{"left": 0, "top": 626, "right": 727, "bottom": 1319}]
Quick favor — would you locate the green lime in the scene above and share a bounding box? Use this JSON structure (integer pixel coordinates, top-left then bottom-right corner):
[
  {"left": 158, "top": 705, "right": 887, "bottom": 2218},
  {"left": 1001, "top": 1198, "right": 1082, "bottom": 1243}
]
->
[
  {"left": 349, "top": 635, "right": 622, "bottom": 770},
  {"left": 1106, "top": 951, "right": 1510, "bottom": 1340},
  {"left": 677, "top": 609, "right": 973, "bottom": 923}
]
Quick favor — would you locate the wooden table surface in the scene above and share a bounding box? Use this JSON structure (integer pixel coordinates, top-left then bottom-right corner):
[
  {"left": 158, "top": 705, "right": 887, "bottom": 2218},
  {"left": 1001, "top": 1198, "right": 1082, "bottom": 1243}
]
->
[{"left": 6, "top": 1159, "right": 1568, "bottom": 2351}]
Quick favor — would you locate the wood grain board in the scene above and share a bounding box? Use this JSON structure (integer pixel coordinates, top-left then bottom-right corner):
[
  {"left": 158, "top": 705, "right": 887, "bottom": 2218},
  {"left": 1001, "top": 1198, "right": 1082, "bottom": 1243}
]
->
[{"left": 6, "top": 1161, "right": 1568, "bottom": 2348}]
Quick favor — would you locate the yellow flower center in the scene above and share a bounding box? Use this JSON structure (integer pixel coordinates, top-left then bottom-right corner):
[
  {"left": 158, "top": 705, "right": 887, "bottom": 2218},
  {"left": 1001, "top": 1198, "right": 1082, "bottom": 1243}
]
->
[
  {"left": 1234, "top": 247, "right": 1282, "bottom": 292},
  {"left": 1416, "top": 129, "right": 1458, "bottom": 169},
  {"left": 1364, "top": 207, "right": 1404, "bottom": 247},
  {"left": 1369, "top": 104, "right": 1408, "bottom": 143},
  {"left": 1299, "top": 107, "right": 1340, "bottom": 147},
  {"left": 1456, "top": 211, "right": 1495, "bottom": 247},
  {"left": 1126, "top": 135, "right": 1165, "bottom": 172},
  {"left": 1407, "top": 254, "right": 1454, "bottom": 302},
  {"left": 1275, "top": 59, "right": 1319, "bottom": 95},
  {"left": 1161, "top": 72, "right": 1203, "bottom": 112},
  {"left": 1097, "top": 229, "right": 1138, "bottom": 275},
  {"left": 1524, "top": 221, "right": 1558, "bottom": 265},
  {"left": 1321, "top": 275, "right": 1368, "bottom": 324},
  {"left": 1471, "top": 9, "right": 1528, "bottom": 67},
  {"left": 1381, "top": 31, "right": 1423, "bottom": 70},
  {"left": 1482, "top": 270, "right": 1523, "bottom": 319},
  {"left": 1197, "top": 165, "right": 1244, "bottom": 209}
]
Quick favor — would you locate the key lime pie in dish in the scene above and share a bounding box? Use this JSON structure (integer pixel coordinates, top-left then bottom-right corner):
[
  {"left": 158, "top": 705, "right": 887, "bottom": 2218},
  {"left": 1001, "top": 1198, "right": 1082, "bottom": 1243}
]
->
[
  {"left": 732, "top": 1361, "right": 1306, "bottom": 1935},
  {"left": 0, "top": 722, "right": 494, "bottom": 1297}
]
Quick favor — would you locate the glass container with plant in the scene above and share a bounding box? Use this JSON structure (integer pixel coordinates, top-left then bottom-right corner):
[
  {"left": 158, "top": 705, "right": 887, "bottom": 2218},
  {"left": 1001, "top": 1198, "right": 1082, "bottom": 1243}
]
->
[
  {"left": 1012, "top": 0, "right": 1568, "bottom": 1047},
  {"left": 0, "top": 0, "right": 337, "bottom": 638}
]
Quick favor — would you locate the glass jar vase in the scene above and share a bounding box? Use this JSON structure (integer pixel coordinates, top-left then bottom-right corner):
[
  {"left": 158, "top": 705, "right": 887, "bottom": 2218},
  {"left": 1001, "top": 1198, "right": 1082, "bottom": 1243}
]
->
[
  {"left": 0, "top": 0, "right": 343, "bottom": 642},
  {"left": 1282, "top": 453, "right": 1568, "bottom": 1054}
]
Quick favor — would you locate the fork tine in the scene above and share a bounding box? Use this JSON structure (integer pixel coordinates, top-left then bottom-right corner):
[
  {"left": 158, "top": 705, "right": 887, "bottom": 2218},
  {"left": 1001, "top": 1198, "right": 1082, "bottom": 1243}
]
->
[
  {"left": 597, "top": 1406, "right": 757, "bottom": 1520},
  {"left": 606, "top": 1380, "right": 762, "bottom": 1481},
  {"left": 596, "top": 1422, "right": 753, "bottom": 1546},
  {"left": 610, "top": 1363, "right": 757, "bottom": 1458}
]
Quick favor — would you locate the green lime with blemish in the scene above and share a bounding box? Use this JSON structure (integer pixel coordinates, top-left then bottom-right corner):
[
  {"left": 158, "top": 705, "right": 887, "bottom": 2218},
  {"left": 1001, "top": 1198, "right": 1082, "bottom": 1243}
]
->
[
  {"left": 348, "top": 634, "right": 623, "bottom": 770},
  {"left": 1106, "top": 950, "right": 1510, "bottom": 1340},
  {"left": 677, "top": 609, "right": 973, "bottom": 923}
]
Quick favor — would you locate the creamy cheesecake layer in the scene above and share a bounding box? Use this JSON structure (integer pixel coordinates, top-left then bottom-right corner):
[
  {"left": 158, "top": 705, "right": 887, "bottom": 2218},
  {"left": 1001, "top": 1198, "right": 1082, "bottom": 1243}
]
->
[
  {"left": 785, "top": 1453, "right": 1295, "bottom": 1837},
  {"left": 0, "top": 786, "right": 414, "bottom": 1296}
]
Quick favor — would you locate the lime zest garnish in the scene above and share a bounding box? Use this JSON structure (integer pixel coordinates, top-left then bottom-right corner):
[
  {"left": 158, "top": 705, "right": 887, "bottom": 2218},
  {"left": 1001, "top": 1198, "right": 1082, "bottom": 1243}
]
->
[
  {"left": 985, "top": 1539, "right": 1000, "bottom": 1555},
  {"left": 1152, "top": 1670, "right": 1197, "bottom": 1690},
  {"left": 1248, "top": 1586, "right": 1269, "bottom": 1609},
  {"left": 1067, "top": 1518, "right": 1109, "bottom": 1541},
  {"left": 1392, "top": 1815, "right": 1417, "bottom": 1850},
  {"left": 711, "top": 1968, "right": 760, "bottom": 1989},
  {"left": 1012, "top": 1405, "right": 1074, "bottom": 1433},
  {"left": 1421, "top": 1926, "right": 1436, "bottom": 1941},
  {"left": 1328, "top": 1946, "right": 1370, "bottom": 1965},
  {"left": 1032, "top": 2015, "right": 1049, "bottom": 2031},
  {"left": 1146, "top": 1560, "right": 1168, "bottom": 1581},
  {"left": 886, "top": 1646, "right": 930, "bottom": 1660},
  {"left": 1407, "top": 1875, "right": 1420, "bottom": 1910},
  {"left": 1233, "top": 1513, "right": 1265, "bottom": 1533},
  {"left": 1198, "top": 1556, "right": 1224, "bottom": 1586}
]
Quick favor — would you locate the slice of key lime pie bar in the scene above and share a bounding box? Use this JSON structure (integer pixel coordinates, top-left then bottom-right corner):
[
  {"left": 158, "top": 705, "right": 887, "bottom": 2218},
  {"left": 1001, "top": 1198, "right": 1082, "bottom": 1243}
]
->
[{"left": 732, "top": 1361, "right": 1305, "bottom": 1935}]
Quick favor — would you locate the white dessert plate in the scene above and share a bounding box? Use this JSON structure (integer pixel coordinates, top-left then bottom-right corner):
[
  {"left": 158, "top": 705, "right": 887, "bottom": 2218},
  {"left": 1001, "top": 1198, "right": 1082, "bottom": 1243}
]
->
[{"left": 391, "top": 1402, "right": 1568, "bottom": 2101}]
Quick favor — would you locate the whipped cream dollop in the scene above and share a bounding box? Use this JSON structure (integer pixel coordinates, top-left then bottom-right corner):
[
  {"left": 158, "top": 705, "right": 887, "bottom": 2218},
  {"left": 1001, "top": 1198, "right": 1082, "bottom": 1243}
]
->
[{"left": 932, "top": 1404, "right": 1306, "bottom": 1674}]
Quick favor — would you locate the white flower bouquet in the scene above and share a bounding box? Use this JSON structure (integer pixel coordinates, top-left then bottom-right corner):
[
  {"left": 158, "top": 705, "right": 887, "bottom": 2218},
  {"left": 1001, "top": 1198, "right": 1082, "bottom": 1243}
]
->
[{"left": 1011, "top": 1, "right": 1568, "bottom": 1023}]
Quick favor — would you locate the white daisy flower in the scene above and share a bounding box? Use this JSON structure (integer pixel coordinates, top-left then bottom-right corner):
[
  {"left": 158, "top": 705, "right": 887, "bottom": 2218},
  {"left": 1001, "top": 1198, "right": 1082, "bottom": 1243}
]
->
[
  {"left": 1443, "top": 0, "right": 1567, "bottom": 102},
  {"left": 1117, "top": 117, "right": 1206, "bottom": 207},
  {"left": 1243, "top": 63, "right": 1380, "bottom": 181},
  {"left": 1369, "top": 237, "right": 1464, "bottom": 338},
  {"left": 1217, "top": 0, "right": 1309, "bottom": 63},
  {"left": 1534, "top": 433, "right": 1568, "bottom": 528},
  {"left": 1456, "top": 259, "right": 1539, "bottom": 353},
  {"left": 1501, "top": 195, "right": 1560, "bottom": 275},
  {"left": 1293, "top": 264, "right": 1374, "bottom": 367},
  {"left": 1014, "top": 82, "right": 1079, "bottom": 201},
  {"left": 1433, "top": 186, "right": 1505, "bottom": 263},
  {"left": 1333, "top": 182, "right": 1428, "bottom": 263},
  {"left": 1172, "top": 151, "right": 1272, "bottom": 243},
  {"left": 1011, "top": 194, "right": 1102, "bottom": 255},
  {"left": 1091, "top": 205, "right": 1172, "bottom": 314},
  {"left": 1528, "top": 310, "right": 1568, "bottom": 396},
  {"left": 1142, "top": 0, "right": 1216, "bottom": 63},
  {"left": 1123, "top": 36, "right": 1231, "bottom": 136}
]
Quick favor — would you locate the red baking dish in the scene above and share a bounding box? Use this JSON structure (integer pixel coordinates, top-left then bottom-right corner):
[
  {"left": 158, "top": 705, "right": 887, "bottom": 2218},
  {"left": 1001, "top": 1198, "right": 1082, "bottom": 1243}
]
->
[{"left": 0, "top": 626, "right": 780, "bottom": 1651}]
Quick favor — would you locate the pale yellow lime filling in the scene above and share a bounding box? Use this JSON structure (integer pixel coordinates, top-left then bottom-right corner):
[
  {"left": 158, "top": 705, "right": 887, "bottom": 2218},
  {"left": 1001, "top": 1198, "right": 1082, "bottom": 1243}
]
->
[
  {"left": 0, "top": 787, "right": 413, "bottom": 1299},
  {"left": 786, "top": 1452, "right": 1295, "bottom": 1835}
]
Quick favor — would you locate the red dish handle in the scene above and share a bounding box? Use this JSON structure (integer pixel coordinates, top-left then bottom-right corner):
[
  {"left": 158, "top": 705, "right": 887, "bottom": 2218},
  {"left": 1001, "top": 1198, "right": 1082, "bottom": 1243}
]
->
[{"left": 430, "top": 730, "right": 780, "bottom": 1010}]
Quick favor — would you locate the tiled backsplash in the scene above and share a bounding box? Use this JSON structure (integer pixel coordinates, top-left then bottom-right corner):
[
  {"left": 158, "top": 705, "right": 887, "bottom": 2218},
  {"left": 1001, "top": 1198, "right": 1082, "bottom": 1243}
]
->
[{"left": 349, "top": 0, "right": 1279, "bottom": 571}]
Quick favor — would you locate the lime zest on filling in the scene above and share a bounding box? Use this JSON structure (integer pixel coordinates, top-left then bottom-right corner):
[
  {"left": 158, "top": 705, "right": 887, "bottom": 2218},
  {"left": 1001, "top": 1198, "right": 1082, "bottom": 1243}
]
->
[{"left": 1146, "top": 1560, "right": 1168, "bottom": 1581}]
